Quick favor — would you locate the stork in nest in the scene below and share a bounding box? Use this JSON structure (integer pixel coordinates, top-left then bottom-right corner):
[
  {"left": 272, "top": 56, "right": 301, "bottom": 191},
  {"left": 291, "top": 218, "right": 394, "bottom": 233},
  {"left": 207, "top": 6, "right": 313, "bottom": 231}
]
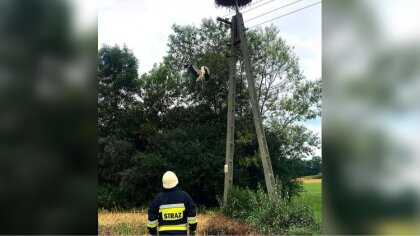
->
[{"left": 184, "top": 64, "right": 210, "bottom": 89}]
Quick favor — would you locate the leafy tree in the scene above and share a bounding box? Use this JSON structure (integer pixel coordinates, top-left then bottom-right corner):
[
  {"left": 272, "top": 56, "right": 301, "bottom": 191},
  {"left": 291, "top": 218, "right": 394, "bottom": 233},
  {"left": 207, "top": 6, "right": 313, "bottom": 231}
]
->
[
  {"left": 303, "top": 156, "right": 322, "bottom": 176},
  {"left": 98, "top": 45, "right": 140, "bottom": 139},
  {"left": 246, "top": 26, "right": 302, "bottom": 117},
  {"left": 98, "top": 45, "right": 142, "bottom": 205}
]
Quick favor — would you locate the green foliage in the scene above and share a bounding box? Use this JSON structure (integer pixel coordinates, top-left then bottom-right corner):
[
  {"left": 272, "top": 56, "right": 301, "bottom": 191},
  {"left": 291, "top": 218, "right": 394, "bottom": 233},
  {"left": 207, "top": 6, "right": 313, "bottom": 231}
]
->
[
  {"left": 221, "top": 186, "right": 321, "bottom": 235},
  {"left": 302, "top": 156, "right": 322, "bottom": 176},
  {"left": 220, "top": 187, "right": 256, "bottom": 219},
  {"left": 98, "top": 184, "right": 120, "bottom": 209},
  {"left": 98, "top": 136, "right": 135, "bottom": 185},
  {"left": 98, "top": 19, "right": 321, "bottom": 209},
  {"left": 98, "top": 45, "right": 140, "bottom": 139},
  {"left": 119, "top": 152, "right": 169, "bottom": 208},
  {"left": 293, "top": 183, "right": 322, "bottom": 222},
  {"left": 287, "top": 225, "right": 320, "bottom": 236}
]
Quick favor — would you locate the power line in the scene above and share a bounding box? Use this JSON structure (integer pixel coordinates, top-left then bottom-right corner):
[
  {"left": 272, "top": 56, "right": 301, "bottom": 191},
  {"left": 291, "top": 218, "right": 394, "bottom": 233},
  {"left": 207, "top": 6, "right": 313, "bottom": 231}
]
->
[
  {"left": 241, "top": 0, "right": 275, "bottom": 14},
  {"left": 247, "top": 0, "right": 268, "bottom": 8},
  {"left": 221, "top": 0, "right": 274, "bottom": 18},
  {"left": 221, "top": 0, "right": 266, "bottom": 17},
  {"left": 248, "top": 1, "right": 321, "bottom": 28},
  {"left": 246, "top": 0, "right": 304, "bottom": 22}
]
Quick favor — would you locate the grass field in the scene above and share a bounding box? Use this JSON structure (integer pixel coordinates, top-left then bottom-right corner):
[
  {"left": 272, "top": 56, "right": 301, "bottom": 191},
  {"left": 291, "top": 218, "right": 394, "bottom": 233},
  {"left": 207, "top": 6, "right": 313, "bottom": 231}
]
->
[{"left": 293, "top": 178, "right": 322, "bottom": 222}]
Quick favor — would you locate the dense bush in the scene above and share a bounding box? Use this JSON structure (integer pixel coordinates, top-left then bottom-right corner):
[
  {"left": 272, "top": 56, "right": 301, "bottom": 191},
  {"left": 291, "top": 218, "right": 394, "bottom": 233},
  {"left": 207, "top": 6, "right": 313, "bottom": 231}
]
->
[
  {"left": 98, "top": 184, "right": 120, "bottom": 209},
  {"left": 220, "top": 187, "right": 255, "bottom": 219},
  {"left": 221, "top": 186, "right": 321, "bottom": 235}
]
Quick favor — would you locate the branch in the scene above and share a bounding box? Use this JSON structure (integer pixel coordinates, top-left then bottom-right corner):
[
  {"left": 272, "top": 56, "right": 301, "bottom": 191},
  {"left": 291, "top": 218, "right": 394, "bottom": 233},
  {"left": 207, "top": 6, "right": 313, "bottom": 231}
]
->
[
  {"left": 260, "top": 73, "right": 275, "bottom": 115},
  {"left": 281, "top": 103, "right": 309, "bottom": 131},
  {"left": 257, "top": 61, "right": 267, "bottom": 105},
  {"left": 259, "top": 60, "right": 280, "bottom": 115}
]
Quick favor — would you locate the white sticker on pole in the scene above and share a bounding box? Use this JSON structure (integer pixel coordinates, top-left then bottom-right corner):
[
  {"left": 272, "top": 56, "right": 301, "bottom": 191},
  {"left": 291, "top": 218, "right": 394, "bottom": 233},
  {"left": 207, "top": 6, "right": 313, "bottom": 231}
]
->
[{"left": 224, "top": 164, "right": 228, "bottom": 173}]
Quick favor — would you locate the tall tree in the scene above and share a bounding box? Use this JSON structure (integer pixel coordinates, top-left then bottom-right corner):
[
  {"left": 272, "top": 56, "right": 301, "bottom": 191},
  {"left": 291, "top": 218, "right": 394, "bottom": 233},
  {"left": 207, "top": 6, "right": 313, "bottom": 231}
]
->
[
  {"left": 98, "top": 45, "right": 139, "bottom": 138},
  {"left": 98, "top": 45, "right": 141, "bottom": 189}
]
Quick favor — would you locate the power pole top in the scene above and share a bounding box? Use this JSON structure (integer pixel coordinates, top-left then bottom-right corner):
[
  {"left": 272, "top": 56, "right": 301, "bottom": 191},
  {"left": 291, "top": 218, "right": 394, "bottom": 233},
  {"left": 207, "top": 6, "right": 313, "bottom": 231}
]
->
[{"left": 215, "top": 0, "right": 252, "bottom": 8}]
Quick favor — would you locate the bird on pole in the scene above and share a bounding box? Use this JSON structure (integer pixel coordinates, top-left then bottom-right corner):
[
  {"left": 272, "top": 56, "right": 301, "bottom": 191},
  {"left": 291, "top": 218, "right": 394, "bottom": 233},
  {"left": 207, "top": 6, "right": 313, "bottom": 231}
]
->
[{"left": 184, "top": 64, "right": 210, "bottom": 89}]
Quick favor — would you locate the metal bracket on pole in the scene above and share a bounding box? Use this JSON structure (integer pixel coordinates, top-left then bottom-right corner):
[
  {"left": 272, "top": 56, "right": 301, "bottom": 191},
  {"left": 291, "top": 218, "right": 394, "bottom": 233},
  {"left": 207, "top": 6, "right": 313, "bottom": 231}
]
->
[{"left": 216, "top": 17, "right": 232, "bottom": 26}]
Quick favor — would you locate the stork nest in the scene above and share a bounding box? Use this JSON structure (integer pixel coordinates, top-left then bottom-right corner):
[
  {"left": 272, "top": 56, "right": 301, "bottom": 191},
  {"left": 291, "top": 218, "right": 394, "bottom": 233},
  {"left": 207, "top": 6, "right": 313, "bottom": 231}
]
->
[{"left": 215, "top": 0, "right": 252, "bottom": 7}]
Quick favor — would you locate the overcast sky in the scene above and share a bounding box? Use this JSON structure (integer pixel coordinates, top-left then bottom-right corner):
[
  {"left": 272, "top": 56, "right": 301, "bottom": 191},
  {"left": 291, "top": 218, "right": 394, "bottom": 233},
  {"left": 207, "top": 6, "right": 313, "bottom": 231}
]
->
[{"left": 98, "top": 0, "right": 321, "bottom": 156}]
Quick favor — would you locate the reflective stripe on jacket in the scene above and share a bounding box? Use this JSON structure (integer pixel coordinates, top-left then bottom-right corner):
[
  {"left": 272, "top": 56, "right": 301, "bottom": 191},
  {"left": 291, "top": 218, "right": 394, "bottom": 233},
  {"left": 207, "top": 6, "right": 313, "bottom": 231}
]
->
[{"left": 147, "top": 187, "right": 197, "bottom": 234}]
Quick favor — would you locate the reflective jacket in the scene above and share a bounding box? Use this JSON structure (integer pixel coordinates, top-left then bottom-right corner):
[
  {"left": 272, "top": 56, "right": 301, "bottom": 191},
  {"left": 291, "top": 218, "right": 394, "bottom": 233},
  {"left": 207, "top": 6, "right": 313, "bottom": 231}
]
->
[{"left": 147, "top": 187, "right": 197, "bottom": 235}]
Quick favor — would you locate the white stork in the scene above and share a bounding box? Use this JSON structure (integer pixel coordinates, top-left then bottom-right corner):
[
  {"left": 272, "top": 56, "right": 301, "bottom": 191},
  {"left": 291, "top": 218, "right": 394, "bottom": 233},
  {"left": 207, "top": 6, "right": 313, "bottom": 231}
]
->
[{"left": 184, "top": 64, "right": 210, "bottom": 89}]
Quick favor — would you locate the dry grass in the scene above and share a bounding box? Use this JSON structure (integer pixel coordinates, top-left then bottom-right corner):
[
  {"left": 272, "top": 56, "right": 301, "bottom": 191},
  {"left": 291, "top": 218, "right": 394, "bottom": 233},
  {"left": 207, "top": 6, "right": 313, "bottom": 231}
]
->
[
  {"left": 196, "top": 212, "right": 214, "bottom": 234},
  {"left": 202, "top": 213, "right": 259, "bottom": 235},
  {"left": 98, "top": 211, "right": 230, "bottom": 235},
  {"left": 98, "top": 211, "right": 149, "bottom": 235},
  {"left": 298, "top": 178, "right": 322, "bottom": 184},
  {"left": 99, "top": 212, "right": 148, "bottom": 226}
]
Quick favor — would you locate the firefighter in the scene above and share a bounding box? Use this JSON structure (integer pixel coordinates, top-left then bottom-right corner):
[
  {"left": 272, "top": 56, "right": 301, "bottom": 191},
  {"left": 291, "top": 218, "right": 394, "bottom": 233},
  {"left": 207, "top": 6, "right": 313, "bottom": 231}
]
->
[{"left": 147, "top": 171, "right": 198, "bottom": 235}]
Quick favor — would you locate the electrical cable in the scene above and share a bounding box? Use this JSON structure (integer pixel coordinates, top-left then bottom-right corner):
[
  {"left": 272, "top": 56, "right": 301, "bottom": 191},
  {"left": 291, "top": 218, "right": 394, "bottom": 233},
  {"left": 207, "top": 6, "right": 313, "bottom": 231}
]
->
[
  {"left": 221, "top": 0, "right": 274, "bottom": 18},
  {"left": 245, "top": 0, "right": 304, "bottom": 22},
  {"left": 248, "top": 1, "right": 321, "bottom": 28}
]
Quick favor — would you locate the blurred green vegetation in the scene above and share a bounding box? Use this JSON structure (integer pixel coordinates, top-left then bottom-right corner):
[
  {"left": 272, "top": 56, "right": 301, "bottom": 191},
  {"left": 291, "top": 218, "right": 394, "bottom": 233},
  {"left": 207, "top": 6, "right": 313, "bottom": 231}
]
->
[
  {"left": 0, "top": 0, "right": 97, "bottom": 234},
  {"left": 324, "top": 0, "right": 420, "bottom": 234}
]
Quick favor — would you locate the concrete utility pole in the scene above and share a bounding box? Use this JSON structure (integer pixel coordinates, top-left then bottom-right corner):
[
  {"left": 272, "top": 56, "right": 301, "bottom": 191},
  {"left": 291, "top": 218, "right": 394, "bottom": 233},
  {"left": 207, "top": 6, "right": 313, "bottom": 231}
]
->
[
  {"left": 237, "top": 13, "right": 275, "bottom": 195},
  {"left": 217, "top": 0, "right": 276, "bottom": 203},
  {"left": 223, "top": 15, "right": 238, "bottom": 204}
]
